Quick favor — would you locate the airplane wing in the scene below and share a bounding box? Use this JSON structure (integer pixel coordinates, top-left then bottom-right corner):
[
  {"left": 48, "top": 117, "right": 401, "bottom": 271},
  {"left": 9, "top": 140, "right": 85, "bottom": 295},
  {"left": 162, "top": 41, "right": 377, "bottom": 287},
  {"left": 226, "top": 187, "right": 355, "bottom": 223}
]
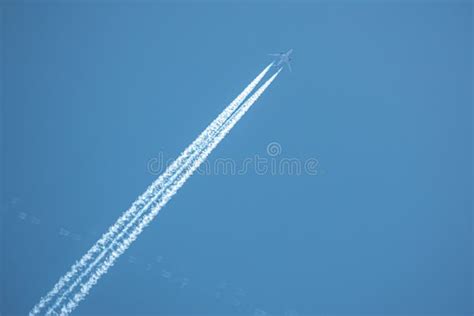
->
[{"left": 286, "top": 60, "right": 292, "bottom": 72}]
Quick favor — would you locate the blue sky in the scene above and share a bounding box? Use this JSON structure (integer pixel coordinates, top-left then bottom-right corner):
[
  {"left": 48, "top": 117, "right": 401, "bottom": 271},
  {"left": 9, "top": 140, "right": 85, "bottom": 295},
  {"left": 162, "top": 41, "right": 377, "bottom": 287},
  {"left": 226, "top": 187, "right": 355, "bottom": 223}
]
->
[{"left": 1, "top": 2, "right": 472, "bottom": 315}]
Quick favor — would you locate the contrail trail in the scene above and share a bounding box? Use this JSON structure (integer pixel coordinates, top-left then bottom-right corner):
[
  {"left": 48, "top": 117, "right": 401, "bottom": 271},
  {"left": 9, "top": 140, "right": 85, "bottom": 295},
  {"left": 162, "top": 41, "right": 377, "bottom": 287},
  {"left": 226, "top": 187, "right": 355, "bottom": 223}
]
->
[
  {"left": 47, "top": 68, "right": 281, "bottom": 316},
  {"left": 32, "top": 65, "right": 281, "bottom": 316},
  {"left": 29, "top": 63, "right": 272, "bottom": 316}
]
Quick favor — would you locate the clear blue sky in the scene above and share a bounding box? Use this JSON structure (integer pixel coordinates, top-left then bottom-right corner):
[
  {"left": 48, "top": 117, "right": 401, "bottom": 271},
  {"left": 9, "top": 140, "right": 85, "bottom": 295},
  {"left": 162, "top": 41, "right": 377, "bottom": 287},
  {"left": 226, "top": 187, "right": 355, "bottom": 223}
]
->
[{"left": 1, "top": 1, "right": 472, "bottom": 315}]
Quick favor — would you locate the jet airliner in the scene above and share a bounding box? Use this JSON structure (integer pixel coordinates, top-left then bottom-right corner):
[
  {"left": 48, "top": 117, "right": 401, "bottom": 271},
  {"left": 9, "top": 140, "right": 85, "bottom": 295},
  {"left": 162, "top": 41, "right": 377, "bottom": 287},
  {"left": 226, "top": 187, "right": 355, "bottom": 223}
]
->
[{"left": 268, "top": 49, "right": 293, "bottom": 72}]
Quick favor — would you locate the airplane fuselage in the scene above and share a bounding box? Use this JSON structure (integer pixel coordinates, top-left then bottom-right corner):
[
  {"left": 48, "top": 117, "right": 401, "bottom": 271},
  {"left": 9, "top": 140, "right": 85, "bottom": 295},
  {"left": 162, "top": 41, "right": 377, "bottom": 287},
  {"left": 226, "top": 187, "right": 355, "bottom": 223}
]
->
[{"left": 270, "top": 49, "right": 293, "bottom": 71}]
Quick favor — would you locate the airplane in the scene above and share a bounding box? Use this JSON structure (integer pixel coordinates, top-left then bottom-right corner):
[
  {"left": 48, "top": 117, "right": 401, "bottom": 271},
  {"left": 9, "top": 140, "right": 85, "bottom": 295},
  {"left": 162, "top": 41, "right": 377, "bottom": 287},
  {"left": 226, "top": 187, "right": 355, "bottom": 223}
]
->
[{"left": 268, "top": 49, "right": 293, "bottom": 72}]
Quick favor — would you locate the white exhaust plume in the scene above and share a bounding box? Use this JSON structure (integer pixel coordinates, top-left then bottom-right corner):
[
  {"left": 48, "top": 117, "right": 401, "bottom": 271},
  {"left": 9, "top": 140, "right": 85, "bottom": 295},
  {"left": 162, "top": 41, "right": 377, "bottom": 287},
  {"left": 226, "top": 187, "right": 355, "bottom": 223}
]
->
[
  {"left": 29, "top": 63, "right": 272, "bottom": 316},
  {"left": 31, "top": 66, "right": 281, "bottom": 316},
  {"left": 47, "top": 69, "right": 281, "bottom": 316}
]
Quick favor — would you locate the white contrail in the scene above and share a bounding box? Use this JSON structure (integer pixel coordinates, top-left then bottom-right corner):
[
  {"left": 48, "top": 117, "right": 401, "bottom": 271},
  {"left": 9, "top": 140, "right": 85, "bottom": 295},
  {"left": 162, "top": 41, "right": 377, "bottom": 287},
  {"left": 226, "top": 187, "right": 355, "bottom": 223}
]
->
[
  {"left": 29, "top": 63, "right": 272, "bottom": 316},
  {"left": 47, "top": 68, "right": 281, "bottom": 316},
  {"left": 32, "top": 64, "right": 281, "bottom": 315}
]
